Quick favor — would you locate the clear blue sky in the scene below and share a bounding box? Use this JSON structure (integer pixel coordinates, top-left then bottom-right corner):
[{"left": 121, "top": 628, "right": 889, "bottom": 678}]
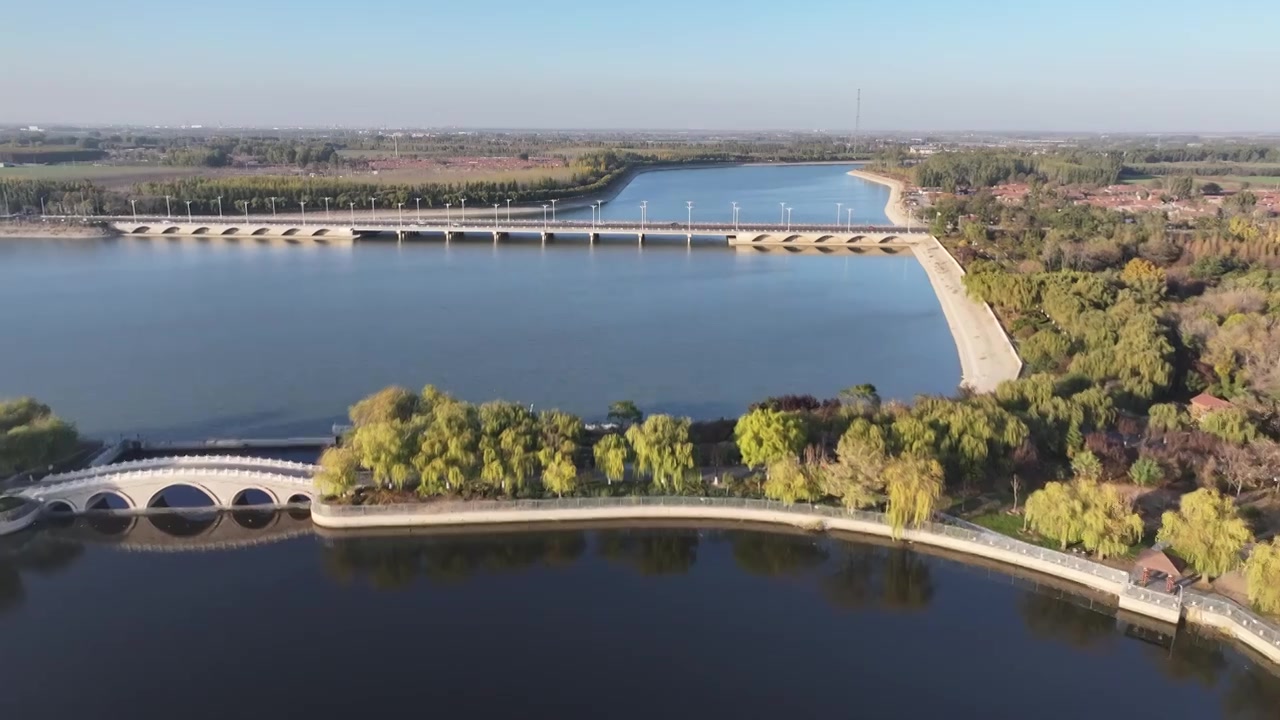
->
[{"left": 3, "top": 0, "right": 1277, "bottom": 132}]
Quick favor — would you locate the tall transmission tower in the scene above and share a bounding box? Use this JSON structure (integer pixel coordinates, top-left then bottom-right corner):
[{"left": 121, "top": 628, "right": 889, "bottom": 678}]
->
[{"left": 853, "top": 88, "right": 862, "bottom": 155}]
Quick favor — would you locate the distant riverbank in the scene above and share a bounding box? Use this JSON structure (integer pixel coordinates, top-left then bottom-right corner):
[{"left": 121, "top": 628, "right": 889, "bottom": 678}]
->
[
  {"left": 846, "top": 169, "right": 911, "bottom": 225},
  {"left": 0, "top": 220, "right": 115, "bottom": 239}
]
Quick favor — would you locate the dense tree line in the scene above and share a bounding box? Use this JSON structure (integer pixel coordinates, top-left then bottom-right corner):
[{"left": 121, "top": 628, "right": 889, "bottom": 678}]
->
[{"left": 911, "top": 151, "right": 1123, "bottom": 192}]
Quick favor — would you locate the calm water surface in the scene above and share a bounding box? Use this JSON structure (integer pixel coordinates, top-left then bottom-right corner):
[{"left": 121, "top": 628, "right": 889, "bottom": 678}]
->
[
  {"left": 0, "top": 240, "right": 957, "bottom": 439},
  {"left": 1, "top": 519, "right": 1277, "bottom": 720}
]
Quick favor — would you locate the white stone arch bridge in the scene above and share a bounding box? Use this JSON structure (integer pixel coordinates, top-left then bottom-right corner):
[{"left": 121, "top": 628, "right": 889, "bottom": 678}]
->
[{"left": 11, "top": 455, "right": 318, "bottom": 514}]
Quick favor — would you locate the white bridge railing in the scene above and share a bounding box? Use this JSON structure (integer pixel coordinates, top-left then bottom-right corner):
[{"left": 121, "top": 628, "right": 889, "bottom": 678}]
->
[
  {"left": 17, "top": 467, "right": 314, "bottom": 498},
  {"left": 34, "top": 455, "right": 319, "bottom": 486}
]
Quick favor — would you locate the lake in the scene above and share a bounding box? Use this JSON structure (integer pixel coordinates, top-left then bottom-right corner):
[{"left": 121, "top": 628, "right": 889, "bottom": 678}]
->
[
  {"left": 2, "top": 519, "right": 1276, "bottom": 720},
  {"left": 0, "top": 164, "right": 956, "bottom": 440}
]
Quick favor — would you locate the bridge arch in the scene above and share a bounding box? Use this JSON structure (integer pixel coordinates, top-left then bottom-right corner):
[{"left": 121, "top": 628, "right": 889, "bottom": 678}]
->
[
  {"left": 161, "top": 226, "right": 182, "bottom": 235},
  {"left": 44, "top": 499, "right": 76, "bottom": 514},
  {"left": 131, "top": 226, "right": 151, "bottom": 234},
  {"left": 282, "top": 228, "right": 301, "bottom": 236},
  {"left": 781, "top": 235, "right": 803, "bottom": 243},
  {"left": 878, "top": 236, "right": 900, "bottom": 244},
  {"left": 85, "top": 490, "right": 135, "bottom": 512},
  {"left": 846, "top": 235, "right": 867, "bottom": 244},
  {"left": 231, "top": 487, "right": 281, "bottom": 507},
  {"left": 251, "top": 228, "right": 271, "bottom": 236},
  {"left": 311, "top": 228, "right": 331, "bottom": 236},
  {"left": 192, "top": 227, "right": 211, "bottom": 235},
  {"left": 814, "top": 235, "right": 835, "bottom": 243},
  {"left": 748, "top": 234, "right": 771, "bottom": 243},
  {"left": 220, "top": 227, "right": 240, "bottom": 235},
  {"left": 147, "top": 483, "right": 219, "bottom": 510}
]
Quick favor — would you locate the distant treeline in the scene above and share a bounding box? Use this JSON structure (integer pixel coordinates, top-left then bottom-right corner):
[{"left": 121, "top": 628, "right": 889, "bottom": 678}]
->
[
  {"left": 1122, "top": 145, "right": 1280, "bottom": 164},
  {"left": 1123, "top": 163, "right": 1280, "bottom": 178},
  {"left": 0, "top": 146, "right": 107, "bottom": 164},
  {"left": 910, "top": 151, "right": 1124, "bottom": 192}
]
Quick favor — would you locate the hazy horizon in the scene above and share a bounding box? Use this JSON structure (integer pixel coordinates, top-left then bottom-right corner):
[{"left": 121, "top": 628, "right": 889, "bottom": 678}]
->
[{"left": 3, "top": 0, "right": 1277, "bottom": 133}]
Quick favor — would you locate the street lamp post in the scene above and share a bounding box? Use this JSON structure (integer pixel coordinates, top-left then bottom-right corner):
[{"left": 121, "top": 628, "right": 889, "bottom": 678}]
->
[
  {"left": 786, "top": 206, "right": 793, "bottom": 232},
  {"left": 165, "top": 195, "right": 173, "bottom": 218},
  {"left": 779, "top": 201, "right": 785, "bottom": 225},
  {"left": 846, "top": 207, "right": 853, "bottom": 232},
  {"left": 40, "top": 197, "right": 46, "bottom": 217},
  {"left": 460, "top": 197, "right": 466, "bottom": 223},
  {"left": 731, "top": 201, "right": 739, "bottom": 231},
  {"left": 592, "top": 202, "right": 600, "bottom": 230},
  {"left": 130, "top": 199, "right": 138, "bottom": 222},
  {"left": 506, "top": 198, "right": 512, "bottom": 222},
  {"left": 493, "top": 203, "right": 499, "bottom": 226},
  {"left": 686, "top": 201, "right": 694, "bottom": 233},
  {"left": 323, "top": 197, "right": 332, "bottom": 222},
  {"left": 241, "top": 200, "right": 250, "bottom": 223},
  {"left": 216, "top": 196, "right": 223, "bottom": 218},
  {"left": 349, "top": 202, "right": 356, "bottom": 226},
  {"left": 185, "top": 200, "right": 193, "bottom": 222},
  {"left": 369, "top": 198, "right": 377, "bottom": 220},
  {"left": 836, "top": 202, "right": 842, "bottom": 225},
  {"left": 445, "top": 203, "right": 451, "bottom": 224},
  {"left": 550, "top": 198, "right": 557, "bottom": 222},
  {"left": 541, "top": 204, "right": 549, "bottom": 229},
  {"left": 415, "top": 197, "right": 422, "bottom": 223},
  {"left": 269, "top": 197, "right": 277, "bottom": 217},
  {"left": 397, "top": 202, "right": 404, "bottom": 230},
  {"left": 640, "top": 201, "right": 648, "bottom": 230},
  {"left": 300, "top": 200, "right": 307, "bottom": 225}
]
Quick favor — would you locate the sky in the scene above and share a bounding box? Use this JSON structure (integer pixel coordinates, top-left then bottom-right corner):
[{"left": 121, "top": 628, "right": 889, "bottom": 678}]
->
[{"left": 3, "top": 0, "right": 1277, "bottom": 132}]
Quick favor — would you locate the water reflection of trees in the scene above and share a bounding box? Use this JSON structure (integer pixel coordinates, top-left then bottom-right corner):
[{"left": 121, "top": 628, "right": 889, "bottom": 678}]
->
[
  {"left": 821, "top": 543, "right": 934, "bottom": 612},
  {"left": 597, "top": 529, "right": 699, "bottom": 576},
  {"left": 726, "top": 532, "right": 828, "bottom": 577},
  {"left": 321, "top": 531, "right": 588, "bottom": 589},
  {"left": 1019, "top": 592, "right": 1116, "bottom": 649},
  {"left": 0, "top": 533, "right": 85, "bottom": 616}
]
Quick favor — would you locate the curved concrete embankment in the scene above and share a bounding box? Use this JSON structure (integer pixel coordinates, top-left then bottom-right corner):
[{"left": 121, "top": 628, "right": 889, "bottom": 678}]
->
[
  {"left": 847, "top": 169, "right": 1022, "bottom": 393},
  {"left": 311, "top": 497, "right": 1280, "bottom": 666}
]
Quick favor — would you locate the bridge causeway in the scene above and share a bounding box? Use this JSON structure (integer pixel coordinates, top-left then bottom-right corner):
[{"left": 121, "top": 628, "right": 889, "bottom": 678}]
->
[{"left": 99, "top": 215, "right": 927, "bottom": 247}]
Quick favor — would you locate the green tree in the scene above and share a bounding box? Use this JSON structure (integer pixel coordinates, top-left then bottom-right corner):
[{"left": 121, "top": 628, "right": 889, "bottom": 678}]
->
[
  {"left": 477, "top": 401, "right": 541, "bottom": 494},
  {"left": 839, "top": 384, "right": 881, "bottom": 413},
  {"left": 315, "top": 446, "right": 360, "bottom": 497},
  {"left": 1025, "top": 481, "right": 1085, "bottom": 549},
  {"left": 1076, "top": 479, "right": 1143, "bottom": 559},
  {"left": 606, "top": 400, "right": 643, "bottom": 427},
  {"left": 763, "top": 456, "right": 819, "bottom": 504},
  {"left": 626, "top": 414, "right": 695, "bottom": 492},
  {"left": 415, "top": 400, "right": 481, "bottom": 495},
  {"left": 1128, "top": 456, "right": 1163, "bottom": 487},
  {"left": 0, "top": 397, "right": 80, "bottom": 477},
  {"left": 542, "top": 454, "right": 578, "bottom": 497},
  {"left": 1157, "top": 488, "right": 1254, "bottom": 578},
  {"left": 1071, "top": 449, "right": 1103, "bottom": 481},
  {"left": 1170, "top": 175, "right": 1195, "bottom": 199},
  {"left": 1244, "top": 538, "right": 1280, "bottom": 614},
  {"left": 883, "top": 454, "right": 945, "bottom": 537},
  {"left": 593, "top": 433, "right": 630, "bottom": 484},
  {"left": 734, "top": 408, "right": 807, "bottom": 469},
  {"left": 1200, "top": 408, "right": 1258, "bottom": 444},
  {"left": 1120, "top": 258, "right": 1167, "bottom": 299},
  {"left": 349, "top": 422, "right": 415, "bottom": 491},
  {"left": 536, "top": 410, "right": 584, "bottom": 494},
  {"left": 348, "top": 386, "right": 418, "bottom": 427},
  {"left": 818, "top": 418, "right": 888, "bottom": 509},
  {"left": 1147, "top": 403, "right": 1188, "bottom": 433}
]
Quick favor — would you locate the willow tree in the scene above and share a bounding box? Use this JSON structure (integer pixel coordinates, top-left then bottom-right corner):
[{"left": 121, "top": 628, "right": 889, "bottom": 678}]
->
[
  {"left": 349, "top": 421, "right": 415, "bottom": 491},
  {"left": 1076, "top": 480, "right": 1143, "bottom": 559},
  {"left": 415, "top": 400, "right": 481, "bottom": 495},
  {"left": 819, "top": 418, "right": 889, "bottom": 509},
  {"left": 1157, "top": 488, "right": 1254, "bottom": 578},
  {"left": 626, "top": 414, "right": 695, "bottom": 492},
  {"left": 1244, "top": 539, "right": 1280, "bottom": 613},
  {"left": 542, "top": 455, "right": 578, "bottom": 497},
  {"left": 536, "top": 410, "right": 583, "bottom": 492},
  {"left": 734, "top": 408, "right": 807, "bottom": 470},
  {"left": 315, "top": 446, "right": 360, "bottom": 498},
  {"left": 1025, "top": 481, "right": 1085, "bottom": 549},
  {"left": 1070, "top": 449, "right": 1103, "bottom": 481},
  {"left": 478, "top": 401, "right": 540, "bottom": 494},
  {"left": 593, "top": 434, "right": 630, "bottom": 484},
  {"left": 1146, "top": 403, "right": 1187, "bottom": 433},
  {"left": 883, "top": 454, "right": 945, "bottom": 537},
  {"left": 348, "top": 385, "right": 418, "bottom": 427},
  {"left": 763, "top": 456, "right": 819, "bottom": 505}
]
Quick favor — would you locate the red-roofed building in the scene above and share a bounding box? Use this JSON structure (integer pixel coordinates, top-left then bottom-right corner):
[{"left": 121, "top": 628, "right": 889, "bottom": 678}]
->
[{"left": 1189, "top": 393, "right": 1234, "bottom": 420}]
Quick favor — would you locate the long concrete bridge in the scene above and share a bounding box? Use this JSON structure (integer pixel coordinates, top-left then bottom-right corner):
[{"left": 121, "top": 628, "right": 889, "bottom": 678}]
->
[
  {"left": 10, "top": 455, "right": 318, "bottom": 514},
  {"left": 97, "top": 215, "right": 927, "bottom": 247}
]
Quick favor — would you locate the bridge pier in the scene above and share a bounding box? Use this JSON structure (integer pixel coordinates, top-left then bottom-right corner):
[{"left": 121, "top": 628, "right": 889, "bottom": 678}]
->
[
  {"left": 588, "top": 232, "right": 599, "bottom": 245},
  {"left": 687, "top": 233, "right": 693, "bottom": 247},
  {"left": 637, "top": 233, "right": 646, "bottom": 247},
  {"left": 444, "top": 230, "right": 457, "bottom": 243},
  {"left": 541, "top": 232, "right": 554, "bottom": 245},
  {"left": 493, "top": 231, "right": 507, "bottom": 244}
]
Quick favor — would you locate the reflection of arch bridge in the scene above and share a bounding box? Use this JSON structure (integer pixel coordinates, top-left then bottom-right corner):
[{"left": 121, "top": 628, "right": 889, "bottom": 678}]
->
[
  {"left": 13, "top": 456, "right": 317, "bottom": 514},
  {"left": 47, "top": 510, "right": 315, "bottom": 553}
]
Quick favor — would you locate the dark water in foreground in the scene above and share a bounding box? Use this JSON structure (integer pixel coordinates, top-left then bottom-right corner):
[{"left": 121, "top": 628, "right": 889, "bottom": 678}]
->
[{"left": 1, "top": 517, "right": 1277, "bottom": 719}]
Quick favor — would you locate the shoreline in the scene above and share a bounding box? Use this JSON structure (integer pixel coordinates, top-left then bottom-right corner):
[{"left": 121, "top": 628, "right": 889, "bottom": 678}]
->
[
  {"left": 848, "top": 168, "right": 1022, "bottom": 393},
  {"left": 0, "top": 220, "right": 116, "bottom": 239}
]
